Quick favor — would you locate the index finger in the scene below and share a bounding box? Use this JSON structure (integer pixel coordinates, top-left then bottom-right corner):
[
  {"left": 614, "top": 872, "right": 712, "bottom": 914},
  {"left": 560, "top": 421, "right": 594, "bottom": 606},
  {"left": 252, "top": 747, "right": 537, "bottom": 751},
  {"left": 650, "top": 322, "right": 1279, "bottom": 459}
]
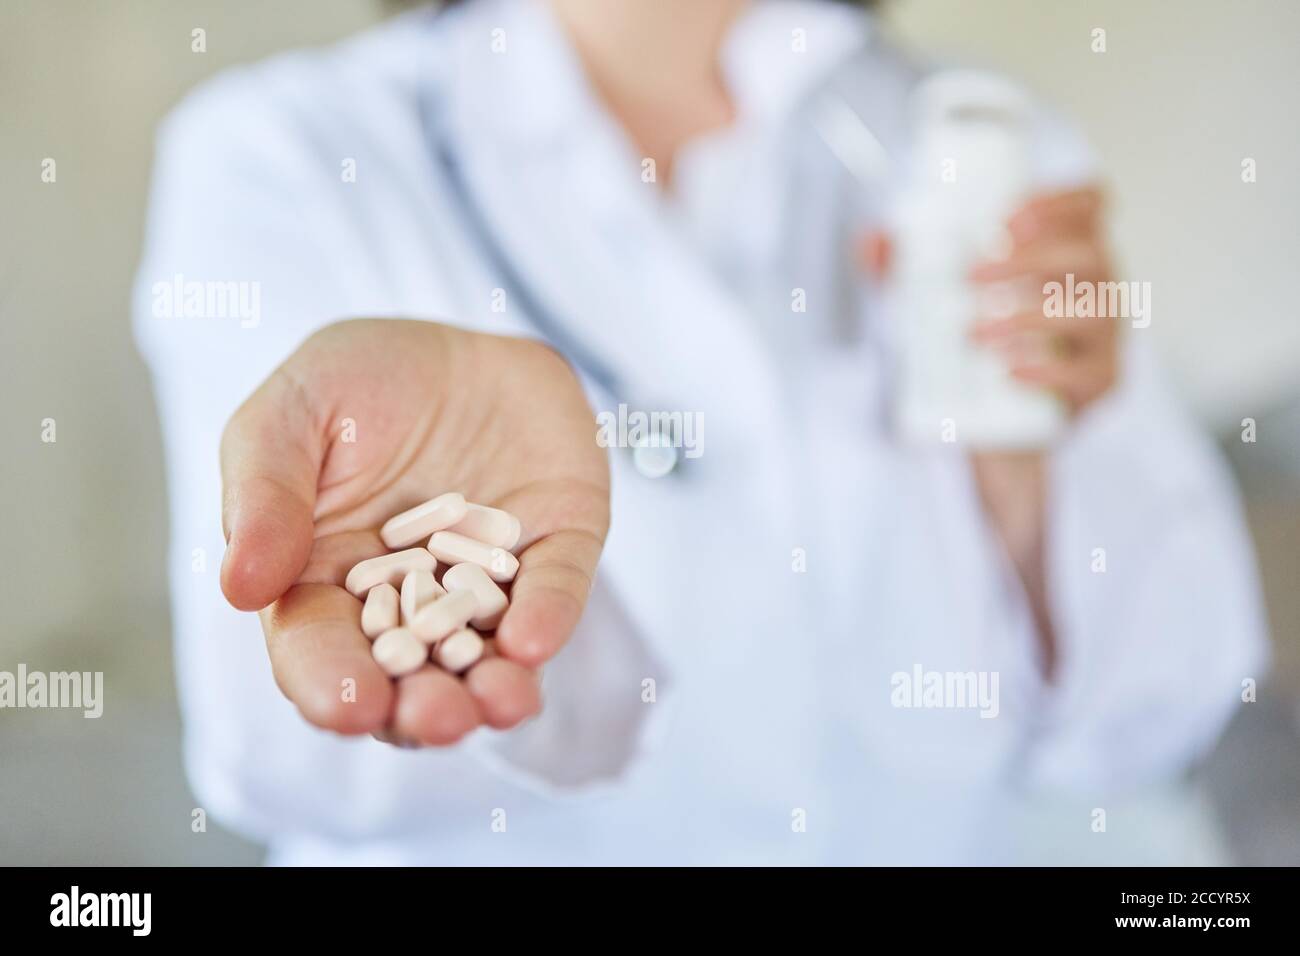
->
[
  {"left": 261, "top": 582, "right": 395, "bottom": 735},
  {"left": 258, "top": 530, "right": 395, "bottom": 734}
]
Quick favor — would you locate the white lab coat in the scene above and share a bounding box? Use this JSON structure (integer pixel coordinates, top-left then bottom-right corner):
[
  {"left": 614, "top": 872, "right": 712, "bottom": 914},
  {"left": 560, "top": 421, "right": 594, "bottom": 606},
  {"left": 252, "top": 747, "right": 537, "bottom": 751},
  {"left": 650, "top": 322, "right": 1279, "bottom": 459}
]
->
[{"left": 133, "top": 0, "right": 1267, "bottom": 865}]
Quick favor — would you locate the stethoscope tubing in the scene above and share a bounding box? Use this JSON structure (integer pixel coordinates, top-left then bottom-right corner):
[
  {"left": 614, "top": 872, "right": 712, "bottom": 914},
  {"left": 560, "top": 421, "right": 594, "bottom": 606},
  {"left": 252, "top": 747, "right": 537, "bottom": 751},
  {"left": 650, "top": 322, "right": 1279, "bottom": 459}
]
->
[{"left": 421, "top": 99, "right": 625, "bottom": 401}]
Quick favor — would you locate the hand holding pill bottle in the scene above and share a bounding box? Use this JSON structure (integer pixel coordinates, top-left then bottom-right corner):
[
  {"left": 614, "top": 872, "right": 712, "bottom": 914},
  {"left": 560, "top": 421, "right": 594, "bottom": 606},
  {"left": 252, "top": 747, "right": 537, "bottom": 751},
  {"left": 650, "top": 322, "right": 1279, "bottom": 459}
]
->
[{"left": 217, "top": 319, "right": 610, "bottom": 746}]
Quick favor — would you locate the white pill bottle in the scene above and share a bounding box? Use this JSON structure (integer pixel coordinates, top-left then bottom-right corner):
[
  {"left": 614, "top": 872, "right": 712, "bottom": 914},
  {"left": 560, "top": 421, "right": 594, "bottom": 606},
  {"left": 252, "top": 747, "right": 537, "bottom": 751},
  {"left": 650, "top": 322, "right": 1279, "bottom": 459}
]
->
[{"left": 891, "top": 70, "right": 1065, "bottom": 448}]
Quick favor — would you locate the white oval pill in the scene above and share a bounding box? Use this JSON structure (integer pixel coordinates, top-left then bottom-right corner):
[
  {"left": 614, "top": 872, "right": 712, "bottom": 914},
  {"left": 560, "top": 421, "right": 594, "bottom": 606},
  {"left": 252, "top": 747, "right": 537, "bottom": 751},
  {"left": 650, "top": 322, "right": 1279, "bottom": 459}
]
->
[
  {"left": 399, "top": 569, "right": 445, "bottom": 625},
  {"left": 442, "top": 562, "right": 508, "bottom": 630},
  {"left": 427, "top": 531, "right": 519, "bottom": 583},
  {"left": 345, "top": 548, "right": 437, "bottom": 598},
  {"left": 409, "top": 589, "right": 479, "bottom": 644},
  {"left": 360, "top": 583, "right": 399, "bottom": 639},
  {"left": 380, "top": 492, "right": 469, "bottom": 549},
  {"left": 449, "top": 503, "right": 522, "bottom": 551},
  {"left": 433, "top": 628, "right": 485, "bottom": 674},
  {"left": 372, "top": 627, "right": 427, "bottom": 677}
]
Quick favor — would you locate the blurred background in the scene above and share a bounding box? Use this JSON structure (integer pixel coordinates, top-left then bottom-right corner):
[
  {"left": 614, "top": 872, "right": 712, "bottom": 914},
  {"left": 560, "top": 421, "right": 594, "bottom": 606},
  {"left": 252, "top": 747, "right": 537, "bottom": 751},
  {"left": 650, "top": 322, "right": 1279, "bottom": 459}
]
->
[{"left": 1, "top": 0, "right": 1297, "bottom": 864}]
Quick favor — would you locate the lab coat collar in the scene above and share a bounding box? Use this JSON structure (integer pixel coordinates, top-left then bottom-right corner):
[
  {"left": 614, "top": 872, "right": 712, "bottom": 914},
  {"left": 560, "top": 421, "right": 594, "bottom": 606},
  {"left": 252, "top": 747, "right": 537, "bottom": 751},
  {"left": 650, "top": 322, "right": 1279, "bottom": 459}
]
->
[
  {"left": 438, "top": 0, "right": 602, "bottom": 152},
  {"left": 719, "top": 0, "right": 875, "bottom": 128},
  {"left": 439, "top": 0, "right": 873, "bottom": 151}
]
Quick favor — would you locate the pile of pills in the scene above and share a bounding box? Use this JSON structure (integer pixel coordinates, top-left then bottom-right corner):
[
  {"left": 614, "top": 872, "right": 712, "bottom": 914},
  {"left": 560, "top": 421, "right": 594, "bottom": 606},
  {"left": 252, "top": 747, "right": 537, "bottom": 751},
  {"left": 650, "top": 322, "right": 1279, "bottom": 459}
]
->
[{"left": 344, "top": 492, "right": 522, "bottom": 678}]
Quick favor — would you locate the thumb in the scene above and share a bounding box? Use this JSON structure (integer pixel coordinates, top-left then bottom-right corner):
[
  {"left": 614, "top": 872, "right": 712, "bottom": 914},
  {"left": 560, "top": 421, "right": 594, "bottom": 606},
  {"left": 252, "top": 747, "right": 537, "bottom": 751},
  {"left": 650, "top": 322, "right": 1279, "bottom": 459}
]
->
[{"left": 219, "top": 370, "right": 323, "bottom": 611}]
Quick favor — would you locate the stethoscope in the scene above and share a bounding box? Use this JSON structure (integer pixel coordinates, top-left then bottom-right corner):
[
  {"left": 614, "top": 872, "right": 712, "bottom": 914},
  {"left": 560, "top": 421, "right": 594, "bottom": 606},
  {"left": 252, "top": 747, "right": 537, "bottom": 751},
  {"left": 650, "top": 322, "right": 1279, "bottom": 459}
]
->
[
  {"left": 420, "top": 92, "right": 684, "bottom": 480},
  {"left": 417, "top": 40, "right": 897, "bottom": 481}
]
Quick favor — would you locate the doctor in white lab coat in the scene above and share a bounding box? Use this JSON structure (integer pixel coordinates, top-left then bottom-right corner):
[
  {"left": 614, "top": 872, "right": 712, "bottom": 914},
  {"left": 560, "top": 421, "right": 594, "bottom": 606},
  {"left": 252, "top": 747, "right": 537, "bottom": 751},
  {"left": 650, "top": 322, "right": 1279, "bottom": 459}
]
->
[{"left": 133, "top": 0, "right": 1267, "bottom": 865}]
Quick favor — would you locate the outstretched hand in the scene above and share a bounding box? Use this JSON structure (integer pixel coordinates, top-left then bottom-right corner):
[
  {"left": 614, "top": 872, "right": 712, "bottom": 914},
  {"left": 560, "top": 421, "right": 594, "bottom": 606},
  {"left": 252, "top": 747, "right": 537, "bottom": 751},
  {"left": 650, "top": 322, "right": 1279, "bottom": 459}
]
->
[{"left": 219, "top": 319, "right": 610, "bottom": 746}]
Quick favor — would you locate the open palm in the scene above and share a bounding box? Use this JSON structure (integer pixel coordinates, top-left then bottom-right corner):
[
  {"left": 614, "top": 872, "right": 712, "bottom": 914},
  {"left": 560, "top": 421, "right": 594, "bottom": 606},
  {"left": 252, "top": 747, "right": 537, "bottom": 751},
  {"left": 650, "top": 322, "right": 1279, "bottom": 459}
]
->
[{"left": 219, "top": 319, "right": 610, "bottom": 746}]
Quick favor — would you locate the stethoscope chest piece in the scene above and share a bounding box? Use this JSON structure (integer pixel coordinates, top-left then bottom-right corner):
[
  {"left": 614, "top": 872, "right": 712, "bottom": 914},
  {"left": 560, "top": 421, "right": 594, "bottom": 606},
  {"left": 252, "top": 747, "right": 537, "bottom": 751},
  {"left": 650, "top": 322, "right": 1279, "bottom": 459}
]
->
[
  {"left": 630, "top": 428, "right": 680, "bottom": 479},
  {"left": 423, "top": 85, "right": 689, "bottom": 483}
]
